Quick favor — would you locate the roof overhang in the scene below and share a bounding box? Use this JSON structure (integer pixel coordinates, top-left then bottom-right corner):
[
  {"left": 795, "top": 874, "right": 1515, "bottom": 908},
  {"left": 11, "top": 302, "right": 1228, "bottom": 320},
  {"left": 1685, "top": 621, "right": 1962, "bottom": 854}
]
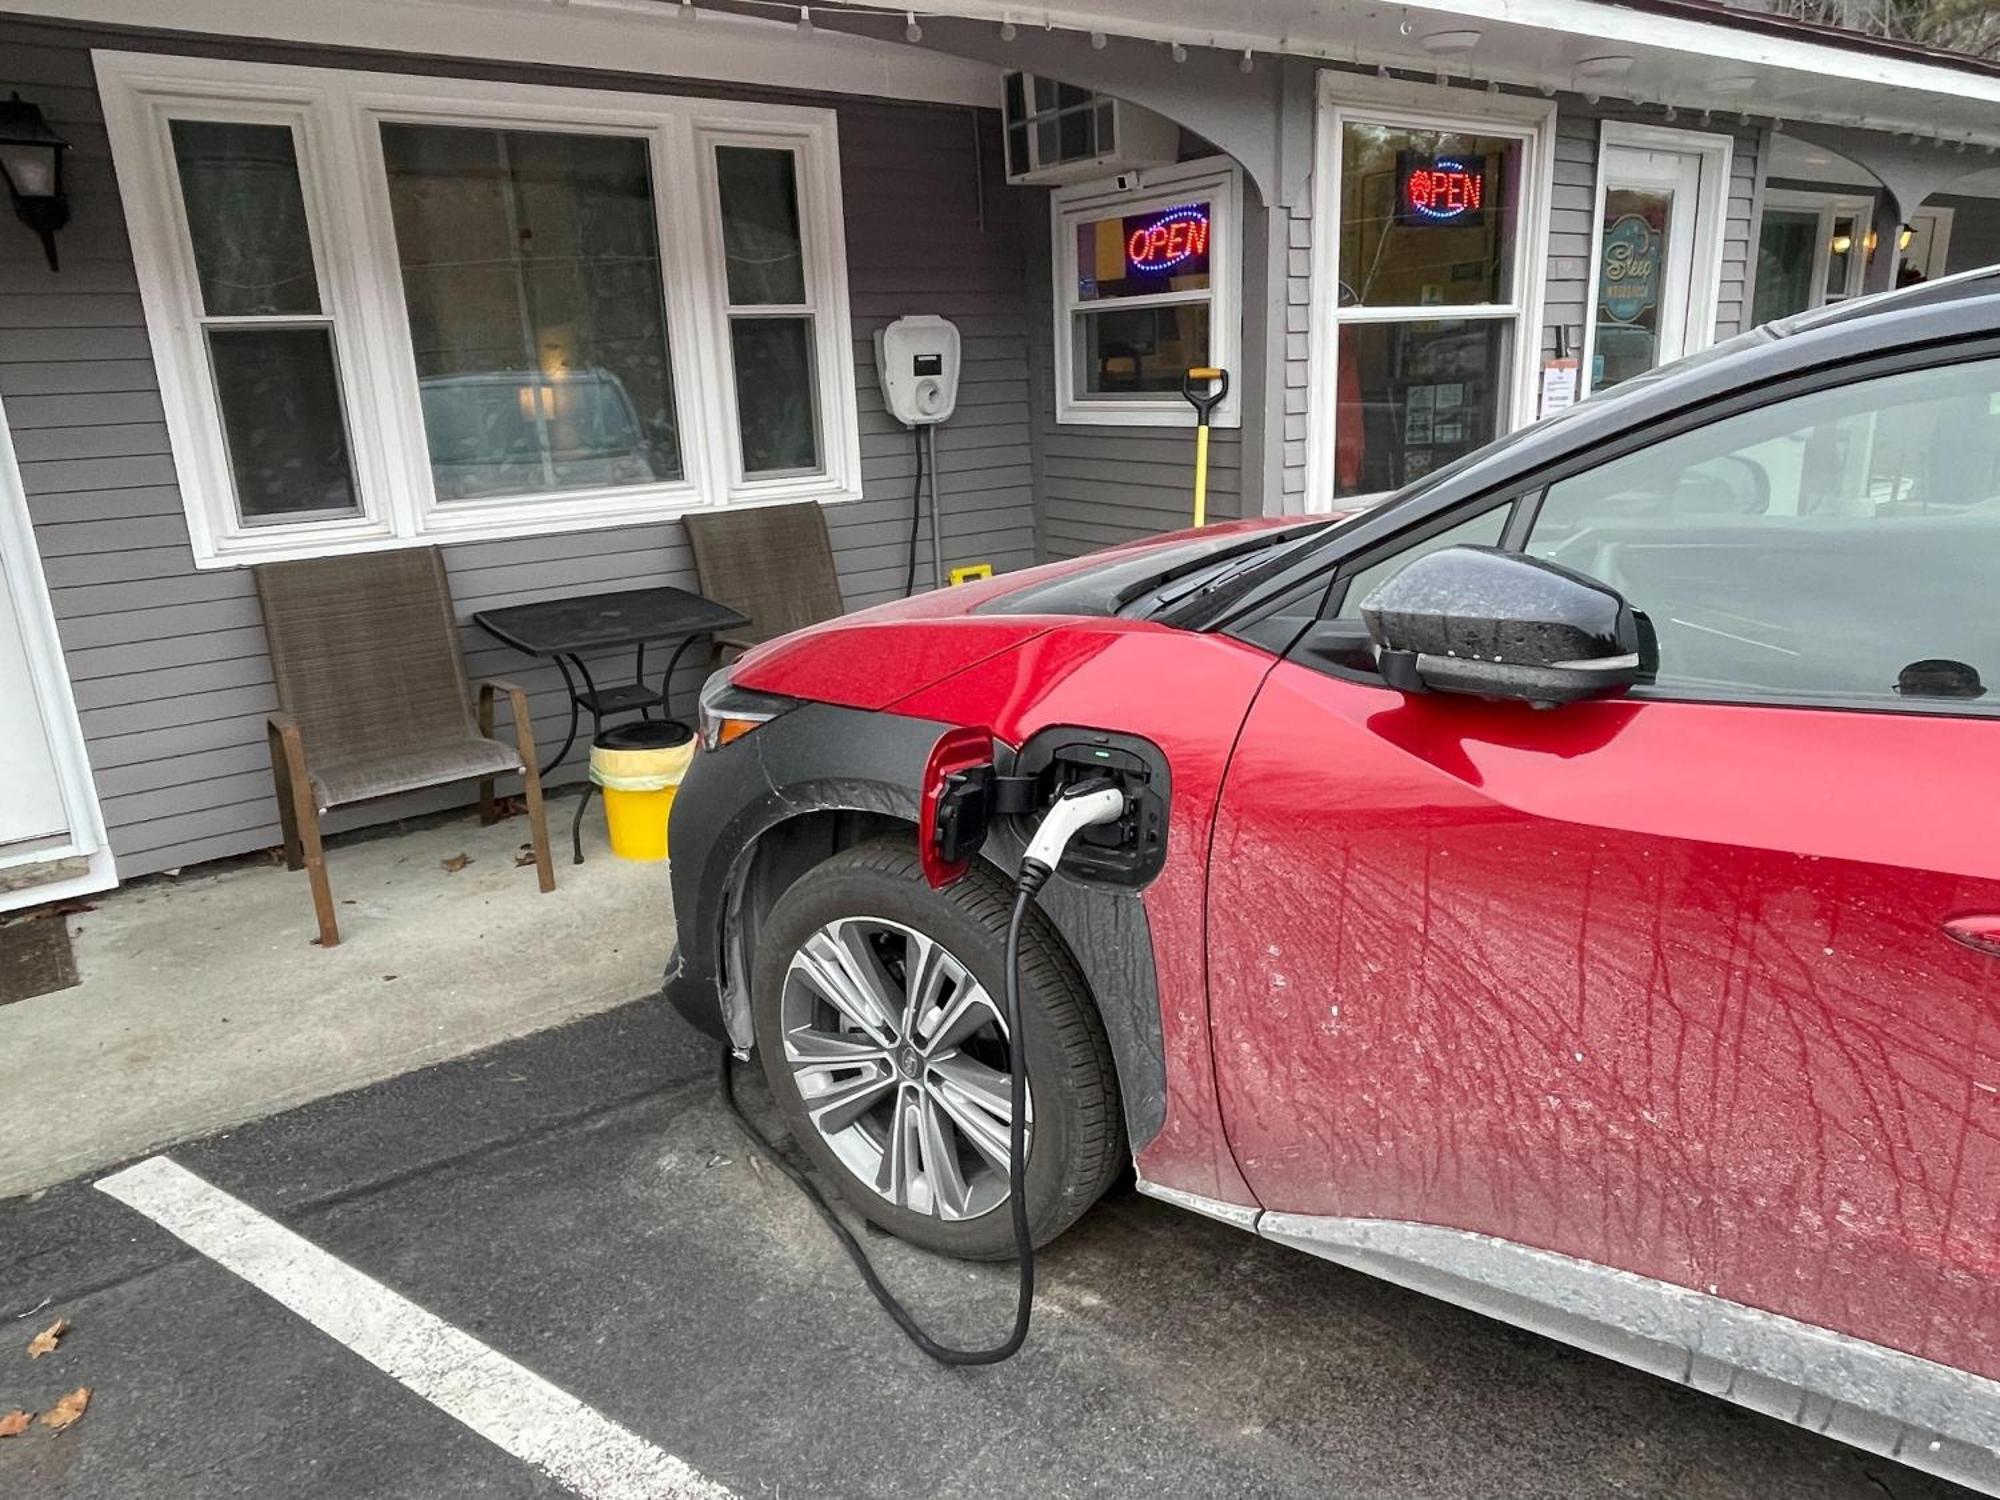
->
[{"left": 866, "top": 0, "right": 2000, "bottom": 148}]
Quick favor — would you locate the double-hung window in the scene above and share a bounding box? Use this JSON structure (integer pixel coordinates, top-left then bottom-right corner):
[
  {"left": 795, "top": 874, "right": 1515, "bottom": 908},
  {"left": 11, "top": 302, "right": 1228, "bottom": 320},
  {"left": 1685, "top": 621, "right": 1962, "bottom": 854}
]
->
[
  {"left": 97, "top": 53, "right": 861, "bottom": 567},
  {"left": 1306, "top": 78, "right": 1552, "bottom": 509},
  {"left": 1050, "top": 160, "right": 1242, "bottom": 428}
]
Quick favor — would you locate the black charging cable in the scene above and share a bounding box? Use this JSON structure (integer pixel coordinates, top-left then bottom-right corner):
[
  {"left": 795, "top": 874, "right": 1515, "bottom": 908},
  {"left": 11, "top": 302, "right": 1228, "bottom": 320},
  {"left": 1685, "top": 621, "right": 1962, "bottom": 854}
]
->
[
  {"left": 720, "top": 780, "right": 1130, "bottom": 1365},
  {"left": 720, "top": 873, "right": 1042, "bottom": 1364},
  {"left": 902, "top": 424, "right": 927, "bottom": 599}
]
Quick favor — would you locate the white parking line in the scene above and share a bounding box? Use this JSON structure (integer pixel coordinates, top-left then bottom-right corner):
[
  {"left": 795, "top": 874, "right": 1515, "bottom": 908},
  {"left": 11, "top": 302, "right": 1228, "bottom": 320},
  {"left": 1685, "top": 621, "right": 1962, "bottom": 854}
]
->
[{"left": 96, "top": 1156, "right": 736, "bottom": 1500}]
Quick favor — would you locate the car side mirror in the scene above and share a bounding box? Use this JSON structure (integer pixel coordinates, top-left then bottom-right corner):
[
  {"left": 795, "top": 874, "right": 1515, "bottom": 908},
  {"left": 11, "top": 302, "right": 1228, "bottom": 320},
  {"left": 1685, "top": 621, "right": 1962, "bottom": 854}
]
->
[{"left": 1359, "top": 545, "right": 1654, "bottom": 708}]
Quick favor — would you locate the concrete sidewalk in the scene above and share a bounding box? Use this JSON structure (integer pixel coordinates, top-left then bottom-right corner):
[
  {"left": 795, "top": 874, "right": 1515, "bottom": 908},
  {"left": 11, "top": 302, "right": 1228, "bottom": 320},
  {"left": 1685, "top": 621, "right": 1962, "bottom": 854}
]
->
[{"left": 0, "top": 798, "right": 672, "bottom": 1199}]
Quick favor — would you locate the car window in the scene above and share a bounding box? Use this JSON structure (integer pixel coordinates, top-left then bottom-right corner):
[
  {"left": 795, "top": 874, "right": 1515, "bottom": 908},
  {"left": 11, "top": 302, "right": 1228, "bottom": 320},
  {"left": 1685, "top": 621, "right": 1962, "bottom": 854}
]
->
[
  {"left": 1334, "top": 504, "right": 1511, "bottom": 620},
  {"left": 1526, "top": 356, "right": 2000, "bottom": 709}
]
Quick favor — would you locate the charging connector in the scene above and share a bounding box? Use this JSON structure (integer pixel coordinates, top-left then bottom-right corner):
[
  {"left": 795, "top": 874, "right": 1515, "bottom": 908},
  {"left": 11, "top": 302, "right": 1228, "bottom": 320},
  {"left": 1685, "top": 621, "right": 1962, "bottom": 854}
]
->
[{"left": 721, "top": 776, "right": 1132, "bottom": 1367}]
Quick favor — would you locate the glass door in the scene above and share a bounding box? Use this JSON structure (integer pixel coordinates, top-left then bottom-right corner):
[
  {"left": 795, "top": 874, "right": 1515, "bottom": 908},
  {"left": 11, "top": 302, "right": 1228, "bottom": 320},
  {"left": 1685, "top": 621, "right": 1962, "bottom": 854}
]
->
[{"left": 1587, "top": 144, "right": 1701, "bottom": 392}]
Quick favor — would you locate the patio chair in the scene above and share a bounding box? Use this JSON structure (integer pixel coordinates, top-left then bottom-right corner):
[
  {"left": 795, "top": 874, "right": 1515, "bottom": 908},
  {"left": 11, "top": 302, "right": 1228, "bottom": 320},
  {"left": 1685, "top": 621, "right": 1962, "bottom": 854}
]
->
[
  {"left": 254, "top": 547, "right": 555, "bottom": 948},
  {"left": 683, "top": 502, "right": 846, "bottom": 660}
]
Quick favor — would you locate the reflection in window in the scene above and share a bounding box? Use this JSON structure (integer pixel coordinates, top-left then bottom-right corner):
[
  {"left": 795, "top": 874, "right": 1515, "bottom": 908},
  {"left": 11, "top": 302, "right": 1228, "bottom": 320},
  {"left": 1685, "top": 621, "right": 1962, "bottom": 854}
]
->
[
  {"left": 1337, "top": 124, "right": 1518, "bottom": 309},
  {"left": 210, "top": 327, "right": 359, "bottom": 522},
  {"left": 714, "top": 145, "right": 823, "bottom": 478},
  {"left": 1077, "top": 303, "right": 1210, "bottom": 396},
  {"left": 1527, "top": 358, "right": 2000, "bottom": 709},
  {"left": 382, "top": 122, "right": 681, "bottom": 501}
]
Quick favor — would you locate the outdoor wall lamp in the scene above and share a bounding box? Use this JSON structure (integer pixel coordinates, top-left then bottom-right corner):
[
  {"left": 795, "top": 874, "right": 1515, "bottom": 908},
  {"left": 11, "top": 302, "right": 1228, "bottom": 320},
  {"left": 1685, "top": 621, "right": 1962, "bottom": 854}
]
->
[{"left": 0, "top": 92, "right": 72, "bottom": 272}]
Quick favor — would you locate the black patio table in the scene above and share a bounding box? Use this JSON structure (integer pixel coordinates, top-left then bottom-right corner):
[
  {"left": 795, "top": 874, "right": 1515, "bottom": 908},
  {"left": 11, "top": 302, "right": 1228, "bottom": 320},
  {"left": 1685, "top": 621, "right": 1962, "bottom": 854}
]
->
[{"left": 472, "top": 585, "right": 749, "bottom": 863}]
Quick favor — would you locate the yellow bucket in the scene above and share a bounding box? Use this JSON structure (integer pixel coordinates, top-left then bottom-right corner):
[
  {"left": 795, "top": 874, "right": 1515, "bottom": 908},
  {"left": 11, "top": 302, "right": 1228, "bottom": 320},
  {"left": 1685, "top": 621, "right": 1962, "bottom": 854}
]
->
[{"left": 590, "top": 722, "right": 696, "bottom": 862}]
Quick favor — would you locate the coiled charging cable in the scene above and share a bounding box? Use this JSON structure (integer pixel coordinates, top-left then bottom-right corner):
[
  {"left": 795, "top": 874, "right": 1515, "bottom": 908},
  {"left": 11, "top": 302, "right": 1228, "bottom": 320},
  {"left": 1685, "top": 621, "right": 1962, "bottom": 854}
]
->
[{"left": 720, "top": 780, "right": 1128, "bottom": 1366}]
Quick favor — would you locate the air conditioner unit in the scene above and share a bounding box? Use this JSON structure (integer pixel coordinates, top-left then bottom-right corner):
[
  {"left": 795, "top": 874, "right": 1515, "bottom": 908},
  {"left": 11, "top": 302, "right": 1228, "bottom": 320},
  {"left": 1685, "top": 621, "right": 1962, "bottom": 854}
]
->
[{"left": 1001, "top": 71, "right": 1180, "bottom": 186}]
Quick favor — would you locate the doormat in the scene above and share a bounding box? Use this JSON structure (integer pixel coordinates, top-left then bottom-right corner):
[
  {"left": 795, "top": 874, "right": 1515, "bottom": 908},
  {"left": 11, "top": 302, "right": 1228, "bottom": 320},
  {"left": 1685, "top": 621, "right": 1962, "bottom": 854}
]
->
[{"left": 0, "top": 915, "right": 79, "bottom": 1005}]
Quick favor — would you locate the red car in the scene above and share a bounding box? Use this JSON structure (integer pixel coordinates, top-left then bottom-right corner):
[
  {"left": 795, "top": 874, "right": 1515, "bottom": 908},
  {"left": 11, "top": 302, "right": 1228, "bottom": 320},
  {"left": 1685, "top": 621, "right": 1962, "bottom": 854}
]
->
[{"left": 668, "top": 269, "right": 2000, "bottom": 1491}]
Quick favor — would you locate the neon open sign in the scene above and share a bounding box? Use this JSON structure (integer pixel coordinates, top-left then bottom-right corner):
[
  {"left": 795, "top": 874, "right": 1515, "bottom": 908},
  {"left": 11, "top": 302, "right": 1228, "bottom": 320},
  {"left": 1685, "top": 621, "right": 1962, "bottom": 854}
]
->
[
  {"left": 1124, "top": 205, "right": 1211, "bottom": 274},
  {"left": 1396, "top": 153, "right": 1486, "bottom": 226}
]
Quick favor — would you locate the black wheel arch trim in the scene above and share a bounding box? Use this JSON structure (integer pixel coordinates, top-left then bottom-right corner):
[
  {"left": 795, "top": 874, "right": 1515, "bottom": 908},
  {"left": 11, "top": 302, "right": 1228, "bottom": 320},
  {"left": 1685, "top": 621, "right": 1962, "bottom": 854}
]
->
[{"left": 663, "top": 700, "right": 1171, "bottom": 1151}]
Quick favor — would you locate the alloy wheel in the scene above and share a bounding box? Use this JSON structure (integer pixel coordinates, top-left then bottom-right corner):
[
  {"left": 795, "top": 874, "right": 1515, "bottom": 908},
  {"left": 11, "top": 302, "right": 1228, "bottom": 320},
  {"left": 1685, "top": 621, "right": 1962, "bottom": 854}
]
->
[{"left": 779, "top": 915, "right": 1029, "bottom": 1220}]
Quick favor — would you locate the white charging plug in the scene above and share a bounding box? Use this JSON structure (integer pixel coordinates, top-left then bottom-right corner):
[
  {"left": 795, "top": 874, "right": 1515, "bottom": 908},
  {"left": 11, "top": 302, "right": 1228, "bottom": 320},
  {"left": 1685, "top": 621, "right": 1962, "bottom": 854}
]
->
[{"left": 1021, "top": 782, "right": 1129, "bottom": 883}]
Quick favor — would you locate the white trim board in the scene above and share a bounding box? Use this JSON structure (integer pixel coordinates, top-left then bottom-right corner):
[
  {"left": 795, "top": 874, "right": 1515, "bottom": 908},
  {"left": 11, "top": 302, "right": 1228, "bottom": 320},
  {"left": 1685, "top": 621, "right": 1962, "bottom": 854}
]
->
[
  {"left": 0, "top": 392, "right": 117, "bottom": 914},
  {"left": 11, "top": 0, "right": 1001, "bottom": 107},
  {"left": 1580, "top": 121, "right": 1734, "bottom": 400},
  {"left": 1302, "top": 71, "right": 1557, "bottom": 514}
]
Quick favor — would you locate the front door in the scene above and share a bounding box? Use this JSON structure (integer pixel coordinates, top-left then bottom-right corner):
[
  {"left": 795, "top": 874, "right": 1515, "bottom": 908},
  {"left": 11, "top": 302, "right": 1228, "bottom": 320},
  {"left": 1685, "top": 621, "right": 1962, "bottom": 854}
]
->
[
  {"left": 0, "top": 543, "right": 69, "bottom": 853},
  {"left": 1206, "top": 347, "right": 2000, "bottom": 1382},
  {"left": 1588, "top": 144, "right": 1702, "bottom": 391}
]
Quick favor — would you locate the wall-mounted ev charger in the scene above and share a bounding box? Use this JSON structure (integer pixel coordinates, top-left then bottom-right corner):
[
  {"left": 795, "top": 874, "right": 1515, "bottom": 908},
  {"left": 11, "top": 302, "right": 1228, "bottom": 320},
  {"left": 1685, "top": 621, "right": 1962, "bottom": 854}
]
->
[{"left": 873, "top": 315, "right": 963, "bottom": 594}]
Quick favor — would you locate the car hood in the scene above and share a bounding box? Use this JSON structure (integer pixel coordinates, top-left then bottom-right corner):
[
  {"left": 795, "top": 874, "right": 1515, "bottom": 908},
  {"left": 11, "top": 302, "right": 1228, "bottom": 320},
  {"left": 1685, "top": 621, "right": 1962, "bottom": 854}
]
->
[{"left": 728, "top": 516, "right": 1312, "bottom": 712}]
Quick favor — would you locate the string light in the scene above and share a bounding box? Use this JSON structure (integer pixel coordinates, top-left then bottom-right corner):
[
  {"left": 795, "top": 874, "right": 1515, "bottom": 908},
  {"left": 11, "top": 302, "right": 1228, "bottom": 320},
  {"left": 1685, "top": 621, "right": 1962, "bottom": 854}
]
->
[
  {"left": 999, "top": 19, "right": 1016, "bottom": 40},
  {"left": 797, "top": 3, "right": 812, "bottom": 32},
  {"left": 1239, "top": 47, "right": 1254, "bottom": 72},
  {"left": 1170, "top": 41, "right": 1187, "bottom": 62},
  {"left": 904, "top": 8, "right": 922, "bottom": 41},
  {"left": 1089, "top": 29, "right": 1107, "bottom": 48}
]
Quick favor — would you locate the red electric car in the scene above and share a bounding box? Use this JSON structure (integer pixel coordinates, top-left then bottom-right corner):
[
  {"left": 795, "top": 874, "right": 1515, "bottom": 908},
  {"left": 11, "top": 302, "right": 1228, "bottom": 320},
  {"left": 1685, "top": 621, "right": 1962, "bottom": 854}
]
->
[{"left": 668, "top": 269, "right": 2000, "bottom": 1490}]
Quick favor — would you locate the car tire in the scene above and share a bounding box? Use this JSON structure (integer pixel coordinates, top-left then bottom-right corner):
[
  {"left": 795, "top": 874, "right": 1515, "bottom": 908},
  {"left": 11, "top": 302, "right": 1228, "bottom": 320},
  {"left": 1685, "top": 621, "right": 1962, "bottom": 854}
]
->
[{"left": 751, "top": 838, "right": 1125, "bottom": 1261}]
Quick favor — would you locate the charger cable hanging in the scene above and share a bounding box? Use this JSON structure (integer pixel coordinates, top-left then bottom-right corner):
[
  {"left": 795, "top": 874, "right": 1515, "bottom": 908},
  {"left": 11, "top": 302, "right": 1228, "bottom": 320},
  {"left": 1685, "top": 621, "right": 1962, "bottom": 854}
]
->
[{"left": 720, "top": 779, "right": 1127, "bottom": 1366}]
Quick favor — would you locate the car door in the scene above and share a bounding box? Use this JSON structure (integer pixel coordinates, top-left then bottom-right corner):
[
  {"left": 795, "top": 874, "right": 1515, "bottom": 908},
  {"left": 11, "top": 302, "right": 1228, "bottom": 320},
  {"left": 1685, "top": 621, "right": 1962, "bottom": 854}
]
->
[{"left": 1205, "top": 347, "right": 2000, "bottom": 1383}]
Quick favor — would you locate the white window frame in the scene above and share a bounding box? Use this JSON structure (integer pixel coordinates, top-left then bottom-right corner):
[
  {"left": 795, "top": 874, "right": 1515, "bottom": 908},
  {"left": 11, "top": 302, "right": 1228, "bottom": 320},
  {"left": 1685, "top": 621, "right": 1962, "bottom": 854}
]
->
[
  {"left": 1050, "top": 158, "right": 1243, "bottom": 429},
  {"left": 1303, "top": 73, "right": 1555, "bottom": 513},
  {"left": 1580, "top": 121, "right": 1734, "bottom": 399},
  {"left": 96, "top": 51, "right": 862, "bottom": 568}
]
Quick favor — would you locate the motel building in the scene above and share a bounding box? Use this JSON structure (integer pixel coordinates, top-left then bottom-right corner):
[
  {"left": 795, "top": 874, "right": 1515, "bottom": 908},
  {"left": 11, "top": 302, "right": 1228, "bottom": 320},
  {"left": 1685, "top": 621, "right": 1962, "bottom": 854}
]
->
[{"left": 1, "top": 0, "right": 1997, "bottom": 905}]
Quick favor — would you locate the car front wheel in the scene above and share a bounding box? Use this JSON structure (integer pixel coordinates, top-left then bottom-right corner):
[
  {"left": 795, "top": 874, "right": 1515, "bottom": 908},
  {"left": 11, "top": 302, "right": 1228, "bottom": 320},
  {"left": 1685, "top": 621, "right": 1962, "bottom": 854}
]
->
[{"left": 750, "top": 838, "right": 1125, "bottom": 1260}]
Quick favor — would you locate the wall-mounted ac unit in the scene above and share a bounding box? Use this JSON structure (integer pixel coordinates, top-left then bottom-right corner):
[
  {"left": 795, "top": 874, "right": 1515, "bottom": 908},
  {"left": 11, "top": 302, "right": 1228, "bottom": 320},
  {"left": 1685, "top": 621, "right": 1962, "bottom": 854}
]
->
[{"left": 1001, "top": 72, "right": 1180, "bottom": 186}]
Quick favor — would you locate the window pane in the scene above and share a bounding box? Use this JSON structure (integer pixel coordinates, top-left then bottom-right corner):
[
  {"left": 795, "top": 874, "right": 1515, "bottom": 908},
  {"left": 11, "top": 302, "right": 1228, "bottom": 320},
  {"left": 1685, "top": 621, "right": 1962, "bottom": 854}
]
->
[
  {"left": 1754, "top": 208, "right": 1820, "bottom": 323},
  {"left": 1076, "top": 202, "right": 1212, "bottom": 302},
  {"left": 1338, "top": 123, "right": 1520, "bottom": 308},
  {"left": 380, "top": 122, "right": 681, "bottom": 500},
  {"left": 1075, "top": 303, "right": 1210, "bottom": 396},
  {"left": 1826, "top": 214, "right": 1858, "bottom": 299},
  {"left": 1334, "top": 320, "right": 1509, "bottom": 497},
  {"left": 207, "top": 327, "right": 358, "bottom": 522},
  {"left": 716, "top": 146, "right": 806, "bottom": 306},
  {"left": 1526, "top": 358, "right": 2000, "bottom": 708},
  {"left": 169, "top": 119, "right": 320, "bottom": 317},
  {"left": 1593, "top": 189, "right": 1675, "bottom": 392},
  {"left": 731, "top": 317, "right": 820, "bottom": 475}
]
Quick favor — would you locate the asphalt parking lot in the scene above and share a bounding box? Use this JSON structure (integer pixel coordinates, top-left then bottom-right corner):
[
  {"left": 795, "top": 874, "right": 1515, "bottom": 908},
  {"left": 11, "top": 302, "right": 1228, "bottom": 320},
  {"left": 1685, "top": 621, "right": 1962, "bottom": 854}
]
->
[{"left": 0, "top": 997, "right": 1980, "bottom": 1500}]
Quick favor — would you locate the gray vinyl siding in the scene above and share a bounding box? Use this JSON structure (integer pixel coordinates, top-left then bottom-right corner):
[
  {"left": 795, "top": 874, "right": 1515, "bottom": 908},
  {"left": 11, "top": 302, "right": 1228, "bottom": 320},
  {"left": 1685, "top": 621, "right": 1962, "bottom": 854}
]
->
[
  {"left": 0, "top": 16, "right": 1034, "bottom": 879},
  {"left": 1023, "top": 190, "right": 1243, "bottom": 561}
]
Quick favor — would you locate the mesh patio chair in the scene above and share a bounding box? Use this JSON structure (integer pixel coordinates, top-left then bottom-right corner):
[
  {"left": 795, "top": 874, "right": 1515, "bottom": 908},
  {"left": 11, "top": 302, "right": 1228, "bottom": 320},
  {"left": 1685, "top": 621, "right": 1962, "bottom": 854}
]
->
[
  {"left": 683, "top": 502, "right": 847, "bottom": 661},
  {"left": 255, "top": 547, "right": 555, "bottom": 948}
]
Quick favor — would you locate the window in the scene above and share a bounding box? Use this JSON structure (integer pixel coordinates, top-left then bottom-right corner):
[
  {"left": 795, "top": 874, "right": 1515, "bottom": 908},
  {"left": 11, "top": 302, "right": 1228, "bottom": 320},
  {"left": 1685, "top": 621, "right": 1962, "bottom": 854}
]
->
[
  {"left": 99, "top": 54, "right": 860, "bottom": 566},
  {"left": 1306, "top": 80, "right": 1552, "bottom": 511},
  {"left": 1526, "top": 357, "right": 2000, "bottom": 711},
  {"left": 1051, "top": 161, "right": 1242, "bottom": 427}
]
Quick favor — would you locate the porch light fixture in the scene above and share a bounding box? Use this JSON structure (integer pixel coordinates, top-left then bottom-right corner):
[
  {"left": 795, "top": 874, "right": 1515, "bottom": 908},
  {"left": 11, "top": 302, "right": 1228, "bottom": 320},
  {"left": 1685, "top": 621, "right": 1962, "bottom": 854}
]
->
[
  {"left": 0, "top": 92, "right": 70, "bottom": 273},
  {"left": 1419, "top": 29, "right": 1481, "bottom": 55},
  {"left": 1573, "top": 54, "right": 1635, "bottom": 79}
]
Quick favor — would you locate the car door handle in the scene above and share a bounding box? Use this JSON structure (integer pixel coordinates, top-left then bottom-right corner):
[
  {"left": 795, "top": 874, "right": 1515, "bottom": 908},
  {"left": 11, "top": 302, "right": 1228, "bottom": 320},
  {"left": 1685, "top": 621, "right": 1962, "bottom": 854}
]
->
[{"left": 1942, "top": 915, "right": 2000, "bottom": 958}]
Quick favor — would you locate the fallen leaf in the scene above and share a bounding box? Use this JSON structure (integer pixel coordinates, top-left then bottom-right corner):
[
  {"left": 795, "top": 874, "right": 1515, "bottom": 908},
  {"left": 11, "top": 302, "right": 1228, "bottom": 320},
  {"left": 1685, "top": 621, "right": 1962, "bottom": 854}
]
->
[
  {"left": 513, "top": 850, "right": 537, "bottom": 867},
  {"left": 0, "top": 1410, "right": 31, "bottom": 1438},
  {"left": 26, "top": 1317, "right": 67, "bottom": 1358},
  {"left": 39, "top": 1387, "right": 88, "bottom": 1432},
  {"left": 441, "top": 853, "right": 472, "bottom": 874}
]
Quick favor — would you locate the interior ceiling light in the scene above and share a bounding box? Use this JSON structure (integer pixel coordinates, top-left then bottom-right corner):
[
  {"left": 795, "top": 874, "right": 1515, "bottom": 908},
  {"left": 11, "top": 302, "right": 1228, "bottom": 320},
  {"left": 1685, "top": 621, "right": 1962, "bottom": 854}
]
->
[
  {"left": 1420, "top": 29, "right": 1481, "bottom": 55},
  {"left": 1574, "top": 54, "right": 1636, "bottom": 79}
]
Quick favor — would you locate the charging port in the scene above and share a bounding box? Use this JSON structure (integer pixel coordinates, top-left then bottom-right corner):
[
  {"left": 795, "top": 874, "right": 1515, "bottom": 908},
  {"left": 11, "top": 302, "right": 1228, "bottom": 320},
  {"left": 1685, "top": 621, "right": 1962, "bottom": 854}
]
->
[{"left": 1014, "top": 727, "right": 1170, "bottom": 888}]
